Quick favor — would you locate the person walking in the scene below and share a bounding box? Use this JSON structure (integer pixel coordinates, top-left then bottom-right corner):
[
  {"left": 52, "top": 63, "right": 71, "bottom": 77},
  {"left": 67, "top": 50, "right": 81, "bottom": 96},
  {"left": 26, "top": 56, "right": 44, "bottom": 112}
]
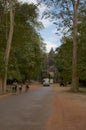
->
[
  {"left": 18, "top": 82, "right": 22, "bottom": 94},
  {"left": 25, "top": 80, "right": 29, "bottom": 92},
  {"left": 12, "top": 80, "right": 17, "bottom": 95}
]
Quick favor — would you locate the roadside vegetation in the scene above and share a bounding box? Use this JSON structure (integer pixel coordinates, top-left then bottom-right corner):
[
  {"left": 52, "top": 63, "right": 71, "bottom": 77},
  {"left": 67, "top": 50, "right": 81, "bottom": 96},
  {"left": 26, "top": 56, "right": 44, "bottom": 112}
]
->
[
  {"left": 55, "top": 1, "right": 86, "bottom": 89},
  {"left": 0, "top": 0, "right": 46, "bottom": 92},
  {"left": 38, "top": 0, "right": 86, "bottom": 91},
  {"left": 0, "top": 0, "right": 86, "bottom": 93}
]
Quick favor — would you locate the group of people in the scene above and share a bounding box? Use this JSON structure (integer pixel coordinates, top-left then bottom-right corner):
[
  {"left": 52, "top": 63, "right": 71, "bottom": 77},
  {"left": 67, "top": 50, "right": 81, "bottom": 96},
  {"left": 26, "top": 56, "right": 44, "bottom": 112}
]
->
[{"left": 12, "top": 80, "right": 29, "bottom": 94}]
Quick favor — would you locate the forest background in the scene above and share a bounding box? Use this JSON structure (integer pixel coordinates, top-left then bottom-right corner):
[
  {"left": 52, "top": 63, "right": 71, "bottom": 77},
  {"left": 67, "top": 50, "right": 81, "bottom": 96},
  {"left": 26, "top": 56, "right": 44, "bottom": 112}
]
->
[{"left": 0, "top": 0, "right": 86, "bottom": 93}]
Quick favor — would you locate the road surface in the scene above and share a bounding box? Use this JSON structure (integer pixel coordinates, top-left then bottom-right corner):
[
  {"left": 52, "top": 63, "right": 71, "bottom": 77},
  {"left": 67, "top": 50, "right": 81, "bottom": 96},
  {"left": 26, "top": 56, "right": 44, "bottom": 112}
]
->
[
  {"left": 0, "top": 86, "right": 53, "bottom": 130},
  {"left": 0, "top": 85, "right": 86, "bottom": 130}
]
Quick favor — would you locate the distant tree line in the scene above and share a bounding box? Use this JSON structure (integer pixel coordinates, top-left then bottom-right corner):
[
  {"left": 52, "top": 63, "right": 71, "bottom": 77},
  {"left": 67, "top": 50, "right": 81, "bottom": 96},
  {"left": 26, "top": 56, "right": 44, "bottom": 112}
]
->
[
  {"left": 55, "top": 2, "right": 86, "bottom": 86},
  {"left": 38, "top": 0, "right": 86, "bottom": 91}
]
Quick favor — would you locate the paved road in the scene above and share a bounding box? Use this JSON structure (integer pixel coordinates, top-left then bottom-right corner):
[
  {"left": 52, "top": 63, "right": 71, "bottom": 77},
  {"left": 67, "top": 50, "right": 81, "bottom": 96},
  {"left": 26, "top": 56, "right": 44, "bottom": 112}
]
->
[
  {"left": 1, "top": 85, "right": 86, "bottom": 130},
  {"left": 0, "top": 87, "right": 53, "bottom": 130}
]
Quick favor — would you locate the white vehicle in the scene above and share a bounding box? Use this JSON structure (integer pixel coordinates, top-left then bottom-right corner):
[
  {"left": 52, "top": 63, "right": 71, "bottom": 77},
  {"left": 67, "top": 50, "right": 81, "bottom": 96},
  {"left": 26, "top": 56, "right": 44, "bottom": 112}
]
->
[{"left": 43, "top": 78, "right": 50, "bottom": 86}]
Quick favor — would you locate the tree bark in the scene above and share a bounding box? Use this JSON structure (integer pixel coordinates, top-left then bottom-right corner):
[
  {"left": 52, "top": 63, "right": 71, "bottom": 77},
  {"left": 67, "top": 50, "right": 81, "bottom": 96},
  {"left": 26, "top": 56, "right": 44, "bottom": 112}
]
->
[
  {"left": 71, "top": 0, "right": 80, "bottom": 92},
  {"left": 2, "top": 0, "right": 14, "bottom": 92}
]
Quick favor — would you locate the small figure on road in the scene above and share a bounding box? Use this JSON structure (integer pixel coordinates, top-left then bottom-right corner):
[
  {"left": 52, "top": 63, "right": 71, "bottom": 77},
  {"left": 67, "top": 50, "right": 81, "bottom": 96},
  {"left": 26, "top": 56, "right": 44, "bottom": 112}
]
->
[
  {"left": 12, "top": 84, "right": 15, "bottom": 94},
  {"left": 18, "top": 81, "right": 22, "bottom": 93},
  {"left": 25, "top": 80, "right": 29, "bottom": 92},
  {"left": 12, "top": 80, "right": 17, "bottom": 94}
]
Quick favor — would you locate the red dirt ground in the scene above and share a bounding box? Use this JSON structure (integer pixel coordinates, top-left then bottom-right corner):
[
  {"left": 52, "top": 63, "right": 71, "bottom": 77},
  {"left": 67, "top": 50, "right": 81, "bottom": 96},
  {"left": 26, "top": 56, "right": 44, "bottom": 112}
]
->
[{"left": 46, "top": 84, "right": 86, "bottom": 130}]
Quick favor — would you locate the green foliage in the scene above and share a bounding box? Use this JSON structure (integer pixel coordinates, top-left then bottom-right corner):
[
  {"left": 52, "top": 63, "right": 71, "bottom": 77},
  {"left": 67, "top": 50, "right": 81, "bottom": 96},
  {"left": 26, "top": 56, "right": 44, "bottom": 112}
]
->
[
  {"left": 55, "top": 0, "right": 86, "bottom": 83},
  {"left": 7, "top": 1, "right": 45, "bottom": 81},
  {"left": 0, "top": 1, "right": 46, "bottom": 81},
  {"left": 53, "top": 1, "right": 86, "bottom": 85},
  {"left": 78, "top": 2, "right": 86, "bottom": 81},
  {"left": 0, "top": 50, "right": 5, "bottom": 76},
  {"left": 78, "top": 42, "right": 86, "bottom": 81},
  {"left": 38, "top": 0, "right": 75, "bottom": 32},
  {"left": 55, "top": 29, "right": 86, "bottom": 83},
  {"left": 0, "top": 0, "right": 13, "bottom": 70},
  {"left": 55, "top": 37, "right": 73, "bottom": 82}
]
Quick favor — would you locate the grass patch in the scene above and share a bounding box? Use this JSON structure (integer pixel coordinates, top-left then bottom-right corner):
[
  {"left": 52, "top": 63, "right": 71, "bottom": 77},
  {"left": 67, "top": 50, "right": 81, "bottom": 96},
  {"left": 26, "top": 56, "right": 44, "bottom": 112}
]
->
[
  {"left": 65, "top": 86, "right": 86, "bottom": 94},
  {"left": 79, "top": 87, "right": 86, "bottom": 94}
]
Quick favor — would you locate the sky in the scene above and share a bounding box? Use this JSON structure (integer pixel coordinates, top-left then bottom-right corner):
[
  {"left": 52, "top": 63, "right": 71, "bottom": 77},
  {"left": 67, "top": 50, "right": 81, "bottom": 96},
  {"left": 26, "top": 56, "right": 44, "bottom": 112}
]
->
[{"left": 19, "top": 0, "right": 62, "bottom": 52}]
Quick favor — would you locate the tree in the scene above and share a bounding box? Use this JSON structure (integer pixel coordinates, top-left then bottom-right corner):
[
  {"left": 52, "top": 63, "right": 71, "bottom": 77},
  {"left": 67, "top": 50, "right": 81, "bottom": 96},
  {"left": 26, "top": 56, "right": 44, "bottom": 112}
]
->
[
  {"left": 55, "top": 9, "right": 86, "bottom": 86},
  {"left": 7, "top": 2, "right": 45, "bottom": 82},
  {"left": 0, "top": 1, "right": 45, "bottom": 92},
  {"left": 78, "top": 3, "right": 86, "bottom": 85},
  {"left": 71, "top": 0, "right": 80, "bottom": 92},
  {"left": 37, "top": 0, "right": 82, "bottom": 92},
  {"left": 55, "top": 37, "right": 73, "bottom": 84},
  {"left": 48, "top": 48, "right": 57, "bottom": 82},
  {"left": 0, "top": 0, "right": 15, "bottom": 92}
]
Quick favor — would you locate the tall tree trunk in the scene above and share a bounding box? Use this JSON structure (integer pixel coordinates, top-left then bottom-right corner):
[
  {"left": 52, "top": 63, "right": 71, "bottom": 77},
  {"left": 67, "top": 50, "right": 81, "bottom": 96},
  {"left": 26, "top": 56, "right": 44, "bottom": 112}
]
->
[
  {"left": 2, "top": 0, "right": 14, "bottom": 92},
  {"left": 71, "top": 0, "right": 80, "bottom": 92}
]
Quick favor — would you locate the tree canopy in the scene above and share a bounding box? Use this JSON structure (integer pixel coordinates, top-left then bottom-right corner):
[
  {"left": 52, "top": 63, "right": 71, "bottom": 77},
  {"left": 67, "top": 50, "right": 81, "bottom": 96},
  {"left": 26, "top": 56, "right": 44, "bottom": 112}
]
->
[
  {"left": 0, "top": 1, "right": 46, "bottom": 90},
  {"left": 55, "top": 4, "right": 86, "bottom": 86}
]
